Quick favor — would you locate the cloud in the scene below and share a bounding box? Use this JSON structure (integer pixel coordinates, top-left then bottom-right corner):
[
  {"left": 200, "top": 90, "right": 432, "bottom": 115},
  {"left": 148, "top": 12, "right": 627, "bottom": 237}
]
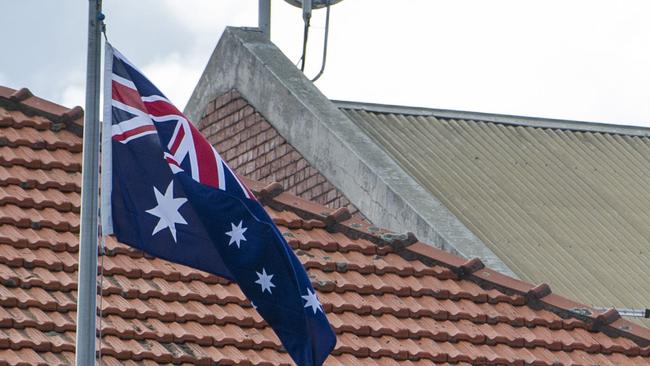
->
[
  {"left": 271, "top": 0, "right": 650, "bottom": 125},
  {"left": 61, "top": 84, "right": 85, "bottom": 109},
  {"left": 3, "top": 0, "right": 648, "bottom": 126},
  {"left": 141, "top": 52, "right": 205, "bottom": 108},
  {"left": 57, "top": 69, "right": 86, "bottom": 108},
  {"left": 157, "top": 0, "right": 256, "bottom": 58},
  {"left": 159, "top": 0, "right": 255, "bottom": 33}
]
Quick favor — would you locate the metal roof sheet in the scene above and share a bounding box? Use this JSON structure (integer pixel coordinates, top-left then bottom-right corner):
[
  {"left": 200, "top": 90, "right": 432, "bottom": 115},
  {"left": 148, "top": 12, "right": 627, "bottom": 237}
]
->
[{"left": 340, "top": 103, "right": 650, "bottom": 326}]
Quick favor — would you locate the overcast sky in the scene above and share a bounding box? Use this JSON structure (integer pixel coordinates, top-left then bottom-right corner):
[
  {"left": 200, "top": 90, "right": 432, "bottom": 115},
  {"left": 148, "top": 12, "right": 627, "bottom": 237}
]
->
[{"left": 1, "top": 1, "right": 649, "bottom": 126}]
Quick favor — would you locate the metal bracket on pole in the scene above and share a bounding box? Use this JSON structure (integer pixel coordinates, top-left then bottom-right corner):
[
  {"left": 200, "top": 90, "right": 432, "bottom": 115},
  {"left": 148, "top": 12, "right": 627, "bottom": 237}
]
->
[{"left": 75, "top": 0, "right": 102, "bottom": 364}]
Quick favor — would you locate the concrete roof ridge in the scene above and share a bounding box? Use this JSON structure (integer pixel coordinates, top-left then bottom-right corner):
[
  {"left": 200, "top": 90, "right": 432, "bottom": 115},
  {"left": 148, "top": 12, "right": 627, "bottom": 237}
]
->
[
  {"left": 245, "top": 177, "right": 650, "bottom": 347},
  {"left": 0, "top": 85, "right": 84, "bottom": 136},
  {"left": 185, "top": 26, "right": 518, "bottom": 279},
  {"left": 334, "top": 100, "right": 650, "bottom": 137}
]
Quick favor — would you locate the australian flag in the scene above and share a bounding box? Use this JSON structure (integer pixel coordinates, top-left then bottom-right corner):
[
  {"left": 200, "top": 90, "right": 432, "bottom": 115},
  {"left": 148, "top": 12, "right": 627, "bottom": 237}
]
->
[{"left": 100, "top": 43, "right": 336, "bottom": 366}]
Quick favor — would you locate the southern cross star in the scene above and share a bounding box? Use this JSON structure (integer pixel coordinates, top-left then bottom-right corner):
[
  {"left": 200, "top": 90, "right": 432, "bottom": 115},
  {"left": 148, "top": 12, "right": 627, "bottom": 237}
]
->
[
  {"left": 255, "top": 268, "right": 275, "bottom": 294},
  {"left": 225, "top": 220, "right": 247, "bottom": 248},
  {"left": 301, "top": 288, "right": 323, "bottom": 314},
  {"left": 145, "top": 180, "right": 188, "bottom": 242}
]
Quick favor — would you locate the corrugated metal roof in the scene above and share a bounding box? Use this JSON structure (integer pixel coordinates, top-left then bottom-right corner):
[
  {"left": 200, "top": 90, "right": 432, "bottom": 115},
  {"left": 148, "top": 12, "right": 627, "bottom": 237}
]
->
[{"left": 340, "top": 103, "right": 650, "bottom": 326}]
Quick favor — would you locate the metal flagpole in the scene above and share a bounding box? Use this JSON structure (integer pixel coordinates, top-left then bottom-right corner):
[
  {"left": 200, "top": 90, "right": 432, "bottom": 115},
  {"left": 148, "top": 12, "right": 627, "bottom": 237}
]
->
[
  {"left": 259, "top": 0, "right": 271, "bottom": 38},
  {"left": 75, "top": 0, "right": 103, "bottom": 364}
]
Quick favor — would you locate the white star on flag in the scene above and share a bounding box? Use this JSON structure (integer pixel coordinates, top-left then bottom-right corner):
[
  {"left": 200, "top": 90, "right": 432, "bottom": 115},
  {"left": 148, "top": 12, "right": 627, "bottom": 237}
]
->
[
  {"left": 255, "top": 268, "right": 275, "bottom": 294},
  {"left": 302, "top": 288, "right": 323, "bottom": 314},
  {"left": 145, "top": 180, "right": 187, "bottom": 242},
  {"left": 225, "top": 220, "right": 248, "bottom": 248}
]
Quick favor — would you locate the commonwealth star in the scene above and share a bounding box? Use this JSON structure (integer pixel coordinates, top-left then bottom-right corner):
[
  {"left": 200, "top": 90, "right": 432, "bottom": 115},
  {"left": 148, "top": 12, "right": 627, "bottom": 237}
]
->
[{"left": 145, "top": 180, "right": 188, "bottom": 242}]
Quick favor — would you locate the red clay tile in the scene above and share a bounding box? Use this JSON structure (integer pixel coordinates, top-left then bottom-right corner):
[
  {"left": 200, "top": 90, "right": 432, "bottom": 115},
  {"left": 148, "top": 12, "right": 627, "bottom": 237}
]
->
[
  {"left": 0, "top": 125, "right": 81, "bottom": 152},
  {"left": 0, "top": 165, "right": 79, "bottom": 193},
  {"left": 0, "top": 109, "right": 51, "bottom": 131},
  {"left": 0, "top": 185, "right": 80, "bottom": 212},
  {"left": 0, "top": 145, "right": 80, "bottom": 173},
  {"left": 0, "top": 349, "right": 71, "bottom": 366},
  {"left": 0, "top": 89, "right": 648, "bottom": 365}
]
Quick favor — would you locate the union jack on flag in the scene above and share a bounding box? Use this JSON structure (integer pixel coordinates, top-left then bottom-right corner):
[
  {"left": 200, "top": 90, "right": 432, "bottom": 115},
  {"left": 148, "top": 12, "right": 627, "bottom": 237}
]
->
[
  {"left": 101, "top": 43, "right": 336, "bottom": 366},
  {"left": 107, "top": 47, "right": 254, "bottom": 199}
]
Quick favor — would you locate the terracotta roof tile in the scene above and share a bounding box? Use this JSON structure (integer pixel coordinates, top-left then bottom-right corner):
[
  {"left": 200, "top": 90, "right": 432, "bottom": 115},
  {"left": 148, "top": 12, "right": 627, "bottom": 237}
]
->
[
  {"left": 0, "top": 109, "right": 52, "bottom": 131},
  {"left": 0, "top": 124, "right": 81, "bottom": 152},
  {"left": 0, "top": 185, "right": 79, "bottom": 212},
  {"left": 0, "top": 145, "right": 81, "bottom": 172},
  {"left": 0, "top": 349, "right": 76, "bottom": 366},
  {"left": 0, "top": 165, "right": 80, "bottom": 193},
  {"left": 0, "top": 204, "right": 79, "bottom": 232},
  {"left": 0, "top": 85, "right": 648, "bottom": 364}
]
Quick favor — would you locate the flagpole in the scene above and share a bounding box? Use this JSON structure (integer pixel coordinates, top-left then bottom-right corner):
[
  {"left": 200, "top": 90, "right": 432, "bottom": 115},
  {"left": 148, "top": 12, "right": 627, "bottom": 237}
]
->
[
  {"left": 258, "top": 0, "right": 271, "bottom": 38},
  {"left": 76, "top": 0, "right": 103, "bottom": 364}
]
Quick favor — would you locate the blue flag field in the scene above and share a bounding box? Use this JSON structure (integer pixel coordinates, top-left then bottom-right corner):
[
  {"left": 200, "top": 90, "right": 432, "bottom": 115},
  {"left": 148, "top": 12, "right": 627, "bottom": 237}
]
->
[{"left": 100, "top": 44, "right": 336, "bottom": 366}]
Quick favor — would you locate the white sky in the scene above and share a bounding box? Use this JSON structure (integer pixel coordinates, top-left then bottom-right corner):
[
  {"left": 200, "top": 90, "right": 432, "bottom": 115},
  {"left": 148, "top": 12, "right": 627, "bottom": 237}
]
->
[{"left": 1, "top": 0, "right": 649, "bottom": 126}]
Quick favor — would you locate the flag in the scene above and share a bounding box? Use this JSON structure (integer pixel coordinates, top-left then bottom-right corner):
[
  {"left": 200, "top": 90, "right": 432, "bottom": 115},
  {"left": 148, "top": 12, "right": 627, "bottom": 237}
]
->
[{"left": 100, "top": 43, "right": 336, "bottom": 366}]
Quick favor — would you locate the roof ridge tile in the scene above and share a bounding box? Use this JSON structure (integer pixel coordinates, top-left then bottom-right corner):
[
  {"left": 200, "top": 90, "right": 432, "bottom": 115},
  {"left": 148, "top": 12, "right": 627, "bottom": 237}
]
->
[
  {"left": 257, "top": 181, "right": 283, "bottom": 203},
  {"left": 8, "top": 88, "right": 33, "bottom": 102},
  {"left": 0, "top": 86, "right": 83, "bottom": 137},
  {"left": 245, "top": 178, "right": 422, "bottom": 255},
  {"left": 526, "top": 283, "right": 552, "bottom": 301},
  {"left": 456, "top": 257, "right": 486, "bottom": 278}
]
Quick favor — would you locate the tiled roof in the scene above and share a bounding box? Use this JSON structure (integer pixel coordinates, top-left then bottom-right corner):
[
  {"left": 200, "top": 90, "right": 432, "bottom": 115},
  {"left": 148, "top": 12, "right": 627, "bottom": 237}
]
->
[
  {"left": 0, "top": 85, "right": 649, "bottom": 365},
  {"left": 340, "top": 103, "right": 650, "bottom": 328}
]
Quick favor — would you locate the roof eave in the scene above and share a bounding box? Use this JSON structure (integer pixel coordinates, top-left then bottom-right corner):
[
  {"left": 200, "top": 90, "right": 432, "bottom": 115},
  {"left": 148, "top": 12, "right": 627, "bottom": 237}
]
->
[{"left": 333, "top": 100, "right": 650, "bottom": 137}]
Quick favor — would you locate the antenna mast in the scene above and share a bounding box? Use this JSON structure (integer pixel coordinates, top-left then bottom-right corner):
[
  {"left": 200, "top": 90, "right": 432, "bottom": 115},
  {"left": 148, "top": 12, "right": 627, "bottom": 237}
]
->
[{"left": 259, "top": 0, "right": 271, "bottom": 38}]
